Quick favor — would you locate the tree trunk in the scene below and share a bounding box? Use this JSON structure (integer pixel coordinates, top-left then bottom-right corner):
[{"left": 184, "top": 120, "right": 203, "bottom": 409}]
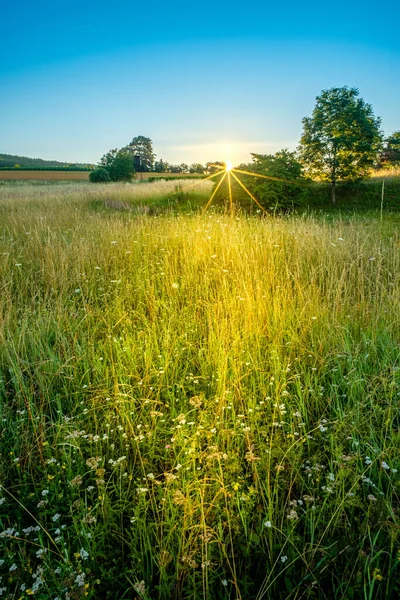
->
[{"left": 331, "top": 180, "right": 336, "bottom": 204}]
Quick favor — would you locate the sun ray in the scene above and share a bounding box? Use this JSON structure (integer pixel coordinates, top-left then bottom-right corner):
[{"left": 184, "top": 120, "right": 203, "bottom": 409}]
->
[
  {"left": 227, "top": 171, "right": 233, "bottom": 214},
  {"left": 233, "top": 168, "right": 306, "bottom": 186},
  {"left": 230, "top": 170, "right": 267, "bottom": 214},
  {"left": 180, "top": 169, "right": 226, "bottom": 192},
  {"left": 202, "top": 171, "right": 227, "bottom": 214}
]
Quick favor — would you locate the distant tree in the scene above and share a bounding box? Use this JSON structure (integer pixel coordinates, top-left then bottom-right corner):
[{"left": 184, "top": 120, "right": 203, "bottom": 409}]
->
[
  {"left": 98, "top": 149, "right": 134, "bottom": 181},
  {"left": 153, "top": 159, "right": 170, "bottom": 172},
  {"left": 189, "top": 163, "right": 205, "bottom": 174},
  {"left": 298, "top": 86, "right": 383, "bottom": 203},
  {"left": 205, "top": 161, "right": 225, "bottom": 173},
  {"left": 123, "top": 136, "right": 156, "bottom": 171},
  {"left": 379, "top": 130, "right": 400, "bottom": 167},
  {"left": 99, "top": 148, "right": 119, "bottom": 170},
  {"left": 89, "top": 167, "right": 111, "bottom": 183},
  {"left": 169, "top": 164, "right": 183, "bottom": 173}
]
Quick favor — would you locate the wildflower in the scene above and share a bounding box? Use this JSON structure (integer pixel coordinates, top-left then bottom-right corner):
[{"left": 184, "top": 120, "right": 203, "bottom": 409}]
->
[
  {"left": 172, "top": 282, "right": 179, "bottom": 289},
  {"left": 287, "top": 509, "right": 299, "bottom": 520},
  {"left": 52, "top": 513, "right": 61, "bottom": 522},
  {"left": 381, "top": 461, "right": 390, "bottom": 470},
  {"left": 222, "top": 579, "right": 228, "bottom": 586},
  {"left": 368, "top": 494, "right": 377, "bottom": 501},
  {"left": 189, "top": 396, "right": 203, "bottom": 408},
  {"left": 86, "top": 457, "right": 101, "bottom": 470},
  {"left": 264, "top": 520, "right": 272, "bottom": 528},
  {"left": 74, "top": 288, "right": 81, "bottom": 293},
  {"left": 79, "top": 548, "right": 89, "bottom": 560},
  {"left": 133, "top": 580, "right": 146, "bottom": 595},
  {"left": 281, "top": 556, "right": 288, "bottom": 563},
  {"left": 70, "top": 475, "right": 83, "bottom": 487},
  {"left": 365, "top": 456, "right": 372, "bottom": 465},
  {"left": 75, "top": 573, "right": 86, "bottom": 587},
  {"left": 41, "top": 489, "right": 49, "bottom": 496},
  {"left": 9, "top": 563, "right": 17, "bottom": 571}
]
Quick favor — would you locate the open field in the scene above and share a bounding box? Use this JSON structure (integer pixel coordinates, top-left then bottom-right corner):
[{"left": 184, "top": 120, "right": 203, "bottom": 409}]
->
[
  {"left": 0, "top": 171, "right": 203, "bottom": 181},
  {"left": 0, "top": 182, "right": 399, "bottom": 599},
  {"left": 0, "top": 170, "right": 91, "bottom": 180}
]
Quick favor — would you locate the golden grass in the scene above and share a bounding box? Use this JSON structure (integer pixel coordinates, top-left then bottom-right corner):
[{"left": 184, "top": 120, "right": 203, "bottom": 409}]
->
[{"left": 0, "top": 170, "right": 91, "bottom": 180}]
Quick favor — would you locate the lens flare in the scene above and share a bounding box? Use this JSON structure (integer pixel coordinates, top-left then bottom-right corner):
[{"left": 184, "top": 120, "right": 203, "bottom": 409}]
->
[{"left": 225, "top": 161, "right": 233, "bottom": 172}]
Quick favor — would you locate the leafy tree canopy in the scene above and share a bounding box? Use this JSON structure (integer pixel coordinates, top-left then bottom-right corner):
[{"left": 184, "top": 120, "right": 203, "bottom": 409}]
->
[
  {"left": 215, "top": 150, "right": 306, "bottom": 212},
  {"left": 89, "top": 167, "right": 111, "bottom": 183},
  {"left": 298, "top": 86, "right": 383, "bottom": 202},
  {"left": 123, "top": 136, "right": 156, "bottom": 171},
  {"left": 380, "top": 130, "right": 400, "bottom": 166},
  {"left": 98, "top": 149, "right": 134, "bottom": 182}
]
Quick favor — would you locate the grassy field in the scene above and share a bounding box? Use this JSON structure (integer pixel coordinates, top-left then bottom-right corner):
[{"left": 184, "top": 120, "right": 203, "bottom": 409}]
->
[
  {"left": 0, "top": 171, "right": 91, "bottom": 181},
  {"left": 0, "top": 171, "right": 203, "bottom": 181},
  {"left": 0, "top": 181, "right": 399, "bottom": 599}
]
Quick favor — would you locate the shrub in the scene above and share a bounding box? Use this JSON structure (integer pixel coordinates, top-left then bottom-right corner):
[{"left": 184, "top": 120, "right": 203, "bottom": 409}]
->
[{"left": 89, "top": 168, "right": 111, "bottom": 183}]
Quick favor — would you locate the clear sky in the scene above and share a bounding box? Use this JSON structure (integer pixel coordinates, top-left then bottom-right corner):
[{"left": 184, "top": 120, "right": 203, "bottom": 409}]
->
[{"left": 1, "top": 0, "right": 399, "bottom": 166}]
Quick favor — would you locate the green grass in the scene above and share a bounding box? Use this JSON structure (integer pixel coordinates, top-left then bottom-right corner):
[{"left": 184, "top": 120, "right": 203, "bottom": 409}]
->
[{"left": 0, "top": 181, "right": 399, "bottom": 599}]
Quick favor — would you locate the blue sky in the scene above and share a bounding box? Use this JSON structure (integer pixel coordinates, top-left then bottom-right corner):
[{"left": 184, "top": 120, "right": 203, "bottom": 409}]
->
[{"left": 1, "top": 1, "right": 399, "bottom": 165}]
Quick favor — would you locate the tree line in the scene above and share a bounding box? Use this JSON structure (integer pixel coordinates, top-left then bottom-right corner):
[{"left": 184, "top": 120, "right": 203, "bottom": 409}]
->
[{"left": 91, "top": 87, "right": 399, "bottom": 206}]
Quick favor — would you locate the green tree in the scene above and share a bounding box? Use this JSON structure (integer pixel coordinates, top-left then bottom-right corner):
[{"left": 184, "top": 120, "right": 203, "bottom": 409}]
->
[
  {"left": 153, "top": 159, "right": 170, "bottom": 172},
  {"left": 189, "top": 163, "right": 205, "bottom": 174},
  {"left": 380, "top": 130, "right": 400, "bottom": 167},
  {"left": 234, "top": 149, "right": 306, "bottom": 211},
  {"left": 99, "top": 149, "right": 134, "bottom": 181},
  {"left": 123, "top": 136, "right": 156, "bottom": 171},
  {"left": 298, "top": 86, "right": 383, "bottom": 203},
  {"left": 89, "top": 167, "right": 111, "bottom": 183}
]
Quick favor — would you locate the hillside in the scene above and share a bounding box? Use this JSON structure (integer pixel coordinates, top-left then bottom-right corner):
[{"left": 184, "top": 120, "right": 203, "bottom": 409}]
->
[{"left": 0, "top": 153, "right": 94, "bottom": 169}]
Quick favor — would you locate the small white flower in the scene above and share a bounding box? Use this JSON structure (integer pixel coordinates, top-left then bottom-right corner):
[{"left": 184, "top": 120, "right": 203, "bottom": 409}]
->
[
  {"left": 264, "top": 520, "right": 272, "bottom": 528},
  {"left": 281, "top": 555, "right": 288, "bottom": 563},
  {"left": 52, "top": 513, "right": 61, "bottom": 522},
  {"left": 381, "top": 461, "right": 390, "bottom": 470},
  {"left": 79, "top": 548, "right": 89, "bottom": 560},
  {"left": 172, "top": 282, "right": 179, "bottom": 289},
  {"left": 9, "top": 563, "right": 18, "bottom": 571},
  {"left": 222, "top": 579, "right": 228, "bottom": 586},
  {"left": 74, "top": 288, "right": 81, "bottom": 293}
]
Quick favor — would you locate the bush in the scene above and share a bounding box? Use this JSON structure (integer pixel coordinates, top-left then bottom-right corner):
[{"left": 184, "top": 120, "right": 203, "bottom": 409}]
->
[{"left": 89, "top": 168, "right": 111, "bottom": 183}]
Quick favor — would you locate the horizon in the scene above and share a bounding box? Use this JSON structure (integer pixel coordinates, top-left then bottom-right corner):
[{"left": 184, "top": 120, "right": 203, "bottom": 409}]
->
[{"left": 1, "top": 1, "right": 399, "bottom": 166}]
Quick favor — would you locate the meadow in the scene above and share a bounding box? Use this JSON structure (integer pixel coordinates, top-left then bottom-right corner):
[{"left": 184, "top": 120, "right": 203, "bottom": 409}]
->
[
  {"left": 0, "top": 180, "right": 399, "bottom": 599},
  {"left": 0, "top": 171, "right": 91, "bottom": 181}
]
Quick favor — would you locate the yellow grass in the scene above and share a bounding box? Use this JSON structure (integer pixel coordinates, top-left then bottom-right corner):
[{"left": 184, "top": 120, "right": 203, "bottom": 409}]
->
[{"left": 0, "top": 170, "right": 91, "bottom": 180}]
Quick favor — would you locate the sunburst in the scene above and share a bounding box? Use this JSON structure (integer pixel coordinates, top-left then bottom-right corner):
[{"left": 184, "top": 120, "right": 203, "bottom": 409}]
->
[{"left": 181, "top": 162, "right": 303, "bottom": 215}]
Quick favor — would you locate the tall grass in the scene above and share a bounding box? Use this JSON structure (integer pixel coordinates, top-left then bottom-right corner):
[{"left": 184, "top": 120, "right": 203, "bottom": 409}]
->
[{"left": 0, "top": 183, "right": 399, "bottom": 599}]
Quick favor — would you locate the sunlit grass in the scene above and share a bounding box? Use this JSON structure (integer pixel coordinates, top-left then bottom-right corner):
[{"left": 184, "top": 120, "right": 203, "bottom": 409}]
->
[{"left": 0, "top": 183, "right": 399, "bottom": 599}]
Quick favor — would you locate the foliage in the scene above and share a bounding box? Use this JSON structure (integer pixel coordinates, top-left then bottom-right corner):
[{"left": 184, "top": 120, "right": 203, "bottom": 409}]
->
[
  {"left": 98, "top": 149, "right": 135, "bottom": 182},
  {"left": 380, "top": 130, "right": 400, "bottom": 167},
  {"left": 214, "top": 150, "right": 307, "bottom": 212},
  {"left": 89, "top": 167, "right": 111, "bottom": 183},
  {"left": 123, "top": 135, "right": 156, "bottom": 171},
  {"left": 0, "top": 153, "right": 94, "bottom": 169},
  {"left": 298, "top": 86, "right": 383, "bottom": 203}
]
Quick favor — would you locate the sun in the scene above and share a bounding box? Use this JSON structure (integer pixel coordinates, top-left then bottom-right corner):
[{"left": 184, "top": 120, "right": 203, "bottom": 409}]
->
[{"left": 181, "top": 155, "right": 304, "bottom": 215}]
